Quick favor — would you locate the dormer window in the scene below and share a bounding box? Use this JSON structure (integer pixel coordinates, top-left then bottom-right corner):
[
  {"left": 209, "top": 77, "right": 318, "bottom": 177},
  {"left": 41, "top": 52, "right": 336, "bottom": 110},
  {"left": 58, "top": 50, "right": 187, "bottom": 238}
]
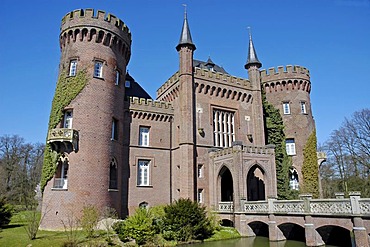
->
[{"left": 125, "top": 80, "right": 131, "bottom": 88}]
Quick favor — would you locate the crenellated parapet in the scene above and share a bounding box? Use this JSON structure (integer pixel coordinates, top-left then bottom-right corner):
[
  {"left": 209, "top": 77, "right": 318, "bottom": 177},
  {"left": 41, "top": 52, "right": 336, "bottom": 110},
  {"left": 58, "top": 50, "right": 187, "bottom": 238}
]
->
[
  {"left": 60, "top": 9, "right": 131, "bottom": 61},
  {"left": 261, "top": 65, "right": 311, "bottom": 93},
  {"left": 128, "top": 97, "right": 174, "bottom": 122},
  {"left": 156, "top": 72, "right": 180, "bottom": 99},
  {"left": 195, "top": 67, "right": 251, "bottom": 88}
]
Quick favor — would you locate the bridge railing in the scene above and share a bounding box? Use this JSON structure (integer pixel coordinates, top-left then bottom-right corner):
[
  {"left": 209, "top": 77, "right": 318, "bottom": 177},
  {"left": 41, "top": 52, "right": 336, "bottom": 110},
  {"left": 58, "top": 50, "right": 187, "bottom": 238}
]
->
[{"left": 220, "top": 192, "right": 370, "bottom": 216}]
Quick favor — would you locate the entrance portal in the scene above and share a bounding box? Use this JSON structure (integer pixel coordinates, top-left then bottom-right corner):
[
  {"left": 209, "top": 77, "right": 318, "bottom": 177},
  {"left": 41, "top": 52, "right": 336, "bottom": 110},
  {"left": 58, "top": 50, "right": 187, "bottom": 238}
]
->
[
  {"left": 219, "top": 166, "right": 233, "bottom": 202},
  {"left": 247, "top": 165, "right": 265, "bottom": 201}
]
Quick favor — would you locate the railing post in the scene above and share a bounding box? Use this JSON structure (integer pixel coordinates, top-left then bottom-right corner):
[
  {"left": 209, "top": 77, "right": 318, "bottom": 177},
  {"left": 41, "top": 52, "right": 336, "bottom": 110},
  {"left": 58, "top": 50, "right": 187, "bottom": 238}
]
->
[
  {"left": 300, "top": 194, "right": 312, "bottom": 213},
  {"left": 267, "top": 196, "right": 285, "bottom": 242},
  {"left": 350, "top": 192, "right": 370, "bottom": 247}
]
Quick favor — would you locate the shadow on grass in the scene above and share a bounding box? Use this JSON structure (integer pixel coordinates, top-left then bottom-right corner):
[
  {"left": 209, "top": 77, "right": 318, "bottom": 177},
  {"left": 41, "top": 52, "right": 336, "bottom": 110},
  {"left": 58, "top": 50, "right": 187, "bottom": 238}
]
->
[{"left": 2, "top": 224, "right": 24, "bottom": 229}]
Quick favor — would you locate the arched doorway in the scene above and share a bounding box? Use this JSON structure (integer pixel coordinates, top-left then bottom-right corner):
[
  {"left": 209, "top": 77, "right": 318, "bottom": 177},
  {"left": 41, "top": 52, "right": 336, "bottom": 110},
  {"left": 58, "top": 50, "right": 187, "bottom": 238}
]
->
[
  {"left": 219, "top": 166, "right": 233, "bottom": 202},
  {"left": 247, "top": 165, "right": 265, "bottom": 201}
]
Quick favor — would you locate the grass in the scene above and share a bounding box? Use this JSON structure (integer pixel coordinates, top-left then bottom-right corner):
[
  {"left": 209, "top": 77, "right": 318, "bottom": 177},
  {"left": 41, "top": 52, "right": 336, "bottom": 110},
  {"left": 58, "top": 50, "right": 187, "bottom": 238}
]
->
[
  {"left": 205, "top": 226, "right": 241, "bottom": 242},
  {"left": 0, "top": 211, "right": 121, "bottom": 247}
]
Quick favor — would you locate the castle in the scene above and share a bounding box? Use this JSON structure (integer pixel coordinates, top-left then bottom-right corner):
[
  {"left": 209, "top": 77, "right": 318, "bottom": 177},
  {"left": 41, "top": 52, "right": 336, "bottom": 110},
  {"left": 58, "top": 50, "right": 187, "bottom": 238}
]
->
[{"left": 40, "top": 9, "right": 316, "bottom": 230}]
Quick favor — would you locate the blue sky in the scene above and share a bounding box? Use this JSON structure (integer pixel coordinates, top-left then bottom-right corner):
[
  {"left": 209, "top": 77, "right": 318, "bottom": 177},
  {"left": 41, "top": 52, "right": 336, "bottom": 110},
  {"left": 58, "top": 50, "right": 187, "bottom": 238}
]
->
[{"left": 0, "top": 0, "right": 369, "bottom": 145}]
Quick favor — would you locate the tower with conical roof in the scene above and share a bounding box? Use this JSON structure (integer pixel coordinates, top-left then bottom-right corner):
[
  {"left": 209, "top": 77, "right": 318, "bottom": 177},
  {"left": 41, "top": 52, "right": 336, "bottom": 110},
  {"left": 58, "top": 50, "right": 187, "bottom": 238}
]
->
[
  {"left": 245, "top": 31, "right": 265, "bottom": 145},
  {"left": 174, "top": 6, "right": 197, "bottom": 200}
]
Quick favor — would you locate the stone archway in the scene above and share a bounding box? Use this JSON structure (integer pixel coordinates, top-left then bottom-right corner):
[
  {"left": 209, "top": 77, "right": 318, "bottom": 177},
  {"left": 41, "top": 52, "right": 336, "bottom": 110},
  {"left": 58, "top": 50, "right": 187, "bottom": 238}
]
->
[
  {"left": 247, "top": 165, "right": 265, "bottom": 201},
  {"left": 218, "top": 166, "right": 234, "bottom": 202}
]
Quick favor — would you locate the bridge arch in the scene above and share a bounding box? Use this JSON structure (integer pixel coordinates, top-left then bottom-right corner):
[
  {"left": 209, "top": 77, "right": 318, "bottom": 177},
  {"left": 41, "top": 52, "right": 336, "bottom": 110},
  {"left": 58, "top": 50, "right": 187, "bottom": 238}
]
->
[
  {"left": 278, "top": 222, "right": 305, "bottom": 242},
  {"left": 217, "top": 166, "right": 234, "bottom": 202},
  {"left": 247, "top": 164, "right": 266, "bottom": 201},
  {"left": 316, "top": 225, "right": 352, "bottom": 247},
  {"left": 248, "top": 221, "right": 269, "bottom": 237}
]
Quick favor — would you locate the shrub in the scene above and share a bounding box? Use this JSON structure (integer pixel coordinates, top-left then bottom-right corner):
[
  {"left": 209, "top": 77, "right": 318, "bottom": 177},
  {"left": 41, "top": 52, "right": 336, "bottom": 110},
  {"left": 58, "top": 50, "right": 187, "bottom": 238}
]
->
[
  {"left": 80, "top": 205, "right": 100, "bottom": 238},
  {"left": 0, "top": 197, "right": 13, "bottom": 228},
  {"left": 162, "top": 198, "right": 214, "bottom": 242},
  {"left": 113, "top": 208, "right": 155, "bottom": 245}
]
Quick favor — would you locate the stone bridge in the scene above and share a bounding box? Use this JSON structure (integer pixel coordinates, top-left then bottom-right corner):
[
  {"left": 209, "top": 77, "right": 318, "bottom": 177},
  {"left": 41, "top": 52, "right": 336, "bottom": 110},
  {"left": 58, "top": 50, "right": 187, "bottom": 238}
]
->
[{"left": 217, "top": 192, "right": 370, "bottom": 247}]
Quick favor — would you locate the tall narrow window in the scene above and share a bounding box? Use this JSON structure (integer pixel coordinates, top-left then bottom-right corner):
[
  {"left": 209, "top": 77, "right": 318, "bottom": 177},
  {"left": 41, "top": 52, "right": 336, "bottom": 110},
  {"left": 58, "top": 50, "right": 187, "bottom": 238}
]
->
[
  {"left": 115, "top": 70, "right": 120, "bottom": 85},
  {"left": 289, "top": 168, "right": 299, "bottom": 190},
  {"left": 283, "top": 102, "right": 290, "bottom": 115},
  {"left": 139, "top": 126, "right": 150, "bottom": 146},
  {"left": 213, "top": 109, "right": 235, "bottom": 148},
  {"left": 198, "top": 189, "right": 204, "bottom": 203},
  {"left": 63, "top": 110, "right": 73, "bottom": 129},
  {"left": 198, "top": 164, "right": 204, "bottom": 178},
  {"left": 300, "top": 101, "right": 307, "bottom": 114},
  {"left": 137, "top": 160, "right": 150, "bottom": 186},
  {"left": 286, "top": 138, "right": 296, "bottom": 155},
  {"left": 109, "top": 158, "right": 118, "bottom": 189},
  {"left": 94, "top": 61, "right": 103, "bottom": 78},
  {"left": 112, "top": 118, "right": 118, "bottom": 140},
  {"left": 54, "top": 155, "right": 69, "bottom": 189},
  {"left": 69, "top": 60, "right": 77, "bottom": 76}
]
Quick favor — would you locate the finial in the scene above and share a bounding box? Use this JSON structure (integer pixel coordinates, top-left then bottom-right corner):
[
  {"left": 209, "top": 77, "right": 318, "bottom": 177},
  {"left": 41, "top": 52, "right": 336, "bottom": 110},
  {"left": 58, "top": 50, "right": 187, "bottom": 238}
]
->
[
  {"left": 247, "top": 26, "right": 252, "bottom": 40},
  {"left": 182, "top": 4, "right": 187, "bottom": 18},
  {"left": 245, "top": 27, "right": 262, "bottom": 69}
]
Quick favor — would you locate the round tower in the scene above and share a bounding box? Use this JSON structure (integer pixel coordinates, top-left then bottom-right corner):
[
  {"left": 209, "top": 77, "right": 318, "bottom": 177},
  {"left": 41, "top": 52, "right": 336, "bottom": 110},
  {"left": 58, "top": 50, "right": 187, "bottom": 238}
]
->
[
  {"left": 40, "top": 9, "right": 131, "bottom": 230},
  {"left": 261, "top": 65, "right": 315, "bottom": 190}
]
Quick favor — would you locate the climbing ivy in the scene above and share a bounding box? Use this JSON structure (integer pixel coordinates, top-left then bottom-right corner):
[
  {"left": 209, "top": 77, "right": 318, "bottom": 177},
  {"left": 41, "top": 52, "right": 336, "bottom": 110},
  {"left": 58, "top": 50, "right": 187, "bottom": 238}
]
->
[
  {"left": 261, "top": 88, "right": 292, "bottom": 199},
  {"left": 40, "top": 69, "right": 88, "bottom": 192},
  {"left": 302, "top": 129, "right": 319, "bottom": 198}
]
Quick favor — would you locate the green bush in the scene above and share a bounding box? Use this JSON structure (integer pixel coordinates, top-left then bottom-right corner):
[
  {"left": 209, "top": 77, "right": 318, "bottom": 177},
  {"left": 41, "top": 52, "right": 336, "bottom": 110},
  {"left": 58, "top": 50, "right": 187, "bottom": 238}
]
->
[
  {"left": 113, "top": 208, "right": 155, "bottom": 245},
  {"left": 0, "top": 197, "right": 13, "bottom": 228},
  {"left": 80, "top": 205, "right": 100, "bottom": 238},
  {"left": 162, "top": 198, "right": 214, "bottom": 242}
]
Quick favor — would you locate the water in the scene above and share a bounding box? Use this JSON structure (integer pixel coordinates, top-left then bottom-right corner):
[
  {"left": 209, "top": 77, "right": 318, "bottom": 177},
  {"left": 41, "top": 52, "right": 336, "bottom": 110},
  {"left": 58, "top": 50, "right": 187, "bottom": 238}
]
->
[{"left": 190, "top": 237, "right": 338, "bottom": 247}]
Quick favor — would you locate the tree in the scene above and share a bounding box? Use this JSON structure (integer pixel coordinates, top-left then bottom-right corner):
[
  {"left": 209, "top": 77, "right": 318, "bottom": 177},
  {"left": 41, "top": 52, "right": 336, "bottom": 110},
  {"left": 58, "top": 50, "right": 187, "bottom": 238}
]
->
[
  {"left": 0, "top": 197, "right": 13, "bottom": 228},
  {"left": 162, "top": 198, "right": 214, "bottom": 242},
  {"left": 261, "top": 88, "right": 292, "bottom": 199},
  {"left": 322, "top": 108, "right": 370, "bottom": 197},
  {"left": 302, "top": 129, "right": 319, "bottom": 198}
]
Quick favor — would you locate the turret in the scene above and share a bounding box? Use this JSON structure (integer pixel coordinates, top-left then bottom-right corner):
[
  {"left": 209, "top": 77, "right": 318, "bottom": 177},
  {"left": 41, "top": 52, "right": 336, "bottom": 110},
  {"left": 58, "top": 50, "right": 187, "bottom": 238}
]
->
[{"left": 40, "top": 9, "right": 131, "bottom": 230}]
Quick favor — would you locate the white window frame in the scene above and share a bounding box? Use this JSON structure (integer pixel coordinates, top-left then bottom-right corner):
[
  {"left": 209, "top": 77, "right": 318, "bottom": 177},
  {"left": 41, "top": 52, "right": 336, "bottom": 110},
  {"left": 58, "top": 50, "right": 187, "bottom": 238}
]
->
[
  {"left": 115, "top": 70, "right": 120, "bottom": 85},
  {"left": 94, "top": 61, "right": 103, "bottom": 78},
  {"left": 69, "top": 60, "right": 77, "bottom": 76},
  {"left": 283, "top": 102, "right": 290, "bottom": 115},
  {"left": 139, "top": 126, "right": 150, "bottom": 146},
  {"left": 300, "top": 101, "right": 307, "bottom": 114},
  {"left": 111, "top": 118, "right": 118, "bottom": 140},
  {"left": 137, "top": 160, "right": 150, "bottom": 186},
  {"left": 289, "top": 168, "right": 299, "bottom": 190},
  {"left": 198, "top": 164, "right": 204, "bottom": 178},
  {"left": 198, "top": 189, "right": 204, "bottom": 203},
  {"left": 125, "top": 80, "right": 131, "bottom": 88},
  {"left": 286, "top": 139, "right": 296, "bottom": 155},
  {"left": 213, "top": 109, "right": 235, "bottom": 148},
  {"left": 63, "top": 110, "right": 73, "bottom": 129}
]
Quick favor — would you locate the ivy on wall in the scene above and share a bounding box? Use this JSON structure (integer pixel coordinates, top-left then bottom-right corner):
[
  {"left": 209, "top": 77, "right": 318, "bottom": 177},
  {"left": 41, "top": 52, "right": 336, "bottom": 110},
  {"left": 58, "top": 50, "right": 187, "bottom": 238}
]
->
[
  {"left": 302, "top": 129, "right": 319, "bottom": 198},
  {"left": 40, "top": 69, "right": 88, "bottom": 191},
  {"left": 261, "top": 88, "right": 292, "bottom": 199}
]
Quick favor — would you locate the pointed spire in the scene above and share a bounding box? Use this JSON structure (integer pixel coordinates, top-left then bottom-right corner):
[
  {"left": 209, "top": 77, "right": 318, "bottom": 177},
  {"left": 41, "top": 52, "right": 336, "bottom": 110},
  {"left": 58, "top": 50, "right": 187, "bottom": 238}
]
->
[
  {"left": 176, "top": 4, "right": 196, "bottom": 51},
  {"left": 245, "top": 27, "right": 262, "bottom": 69}
]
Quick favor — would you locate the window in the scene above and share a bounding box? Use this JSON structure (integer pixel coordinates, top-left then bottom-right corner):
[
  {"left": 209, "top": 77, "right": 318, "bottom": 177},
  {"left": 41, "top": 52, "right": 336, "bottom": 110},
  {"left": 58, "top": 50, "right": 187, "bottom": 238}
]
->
[
  {"left": 125, "top": 80, "right": 131, "bottom": 88},
  {"left": 300, "top": 101, "right": 307, "bottom": 114},
  {"left": 54, "top": 155, "right": 69, "bottom": 189},
  {"left": 109, "top": 158, "right": 118, "bottom": 189},
  {"left": 139, "top": 201, "right": 148, "bottom": 209},
  {"left": 69, "top": 60, "right": 77, "bottom": 76},
  {"left": 198, "top": 189, "right": 204, "bottom": 203},
  {"left": 94, "top": 61, "right": 103, "bottom": 78},
  {"left": 289, "top": 168, "right": 299, "bottom": 190},
  {"left": 63, "top": 110, "right": 73, "bottom": 129},
  {"left": 198, "top": 164, "right": 204, "bottom": 178},
  {"left": 286, "top": 139, "right": 296, "bottom": 155},
  {"left": 115, "top": 70, "right": 120, "bottom": 85},
  {"left": 137, "top": 160, "right": 150, "bottom": 186},
  {"left": 283, "top": 102, "right": 290, "bottom": 115},
  {"left": 213, "top": 109, "right": 235, "bottom": 148},
  {"left": 112, "top": 118, "right": 118, "bottom": 140},
  {"left": 139, "top": 126, "right": 150, "bottom": 146}
]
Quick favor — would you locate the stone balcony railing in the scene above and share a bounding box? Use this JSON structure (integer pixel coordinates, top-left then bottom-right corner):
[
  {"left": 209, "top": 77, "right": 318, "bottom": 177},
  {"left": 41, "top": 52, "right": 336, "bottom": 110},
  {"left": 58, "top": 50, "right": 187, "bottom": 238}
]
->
[
  {"left": 218, "top": 192, "right": 370, "bottom": 217},
  {"left": 47, "top": 128, "right": 79, "bottom": 153}
]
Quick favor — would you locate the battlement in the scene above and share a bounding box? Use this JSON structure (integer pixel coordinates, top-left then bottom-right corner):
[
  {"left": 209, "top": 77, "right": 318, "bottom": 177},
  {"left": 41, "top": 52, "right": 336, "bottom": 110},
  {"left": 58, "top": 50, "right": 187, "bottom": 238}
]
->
[
  {"left": 61, "top": 9, "right": 131, "bottom": 41},
  {"left": 157, "top": 72, "right": 180, "bottom": 96},
  {"left": 261, "top": 65, "right": 310, "bottom": 82},
  {"left": 129, "top": 97, "right": 174, "bottom": 115},
  {"left": 194, "top": 68, "right": 250, "bottom": 88}
]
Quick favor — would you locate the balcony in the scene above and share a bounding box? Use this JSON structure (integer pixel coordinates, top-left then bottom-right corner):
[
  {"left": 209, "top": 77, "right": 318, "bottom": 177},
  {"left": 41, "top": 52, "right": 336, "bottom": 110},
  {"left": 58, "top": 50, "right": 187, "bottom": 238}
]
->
[
  {"left": 47, "top": 128, "right": 79, "bottom": 153},
  {"left": 53, "top": 178, "right": 68, "bottom": 189}
]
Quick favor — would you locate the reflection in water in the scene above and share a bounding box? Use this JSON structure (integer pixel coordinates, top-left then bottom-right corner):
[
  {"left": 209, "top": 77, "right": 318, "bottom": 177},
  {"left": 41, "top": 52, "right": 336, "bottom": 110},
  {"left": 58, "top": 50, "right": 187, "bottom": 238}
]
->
[{"left": 190, "top": 236, "right": 338, "bottom": 247}]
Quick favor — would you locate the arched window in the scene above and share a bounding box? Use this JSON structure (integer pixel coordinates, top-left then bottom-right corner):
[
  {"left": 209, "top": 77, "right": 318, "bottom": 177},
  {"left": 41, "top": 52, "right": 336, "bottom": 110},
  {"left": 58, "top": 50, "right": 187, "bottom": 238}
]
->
[
  {"left": 289, "top": 168, "right": 299, "bottom": 190},
  {"left": 109, "top": 158, "right": 118, "bottom": 189},
  {"left": 139, "top": 201, "right": 148, "bottom": 209},
  {"left": 54, "top": 154, "right": 69, "bottom": 189}
]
